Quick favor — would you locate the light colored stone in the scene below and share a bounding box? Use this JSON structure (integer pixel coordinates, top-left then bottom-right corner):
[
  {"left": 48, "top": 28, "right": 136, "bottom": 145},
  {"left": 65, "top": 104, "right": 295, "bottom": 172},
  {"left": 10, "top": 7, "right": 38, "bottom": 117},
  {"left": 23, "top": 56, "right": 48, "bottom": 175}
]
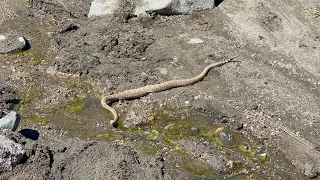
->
[
  {"left": 187, "top": 38, "right": 205, "bottom": 44},
  {"left": 134, "top": 0, "right": 215, "bottom": 16},
  {"left": 156, "top": 67, "right": 168, "bottom": 75},
  {"left": 123, "top": 109, "right": 149, "bottom": 128},
  {"left": 0, "top": 35, "right": 26, "bottom": 54},
  {"left": 135, "top": 0, "right": 172, "bottom": 16},
  {"left": 0, "top": 35, "right": 6, "bottom": 41},
  {"left": 88, "top": 0, "right": 215, "bottom": 18},
  {"left": 0, "top": 135, "right": 25, "bottom": 172},
  {"left": 88, "top": 0, "right": 119, "bottom": 18},
  {"left": 0, "top": 111, "right": 18, "bottom": 131},
  {"left": 123, "top": 102, "right": 153, "bottom": 128}
]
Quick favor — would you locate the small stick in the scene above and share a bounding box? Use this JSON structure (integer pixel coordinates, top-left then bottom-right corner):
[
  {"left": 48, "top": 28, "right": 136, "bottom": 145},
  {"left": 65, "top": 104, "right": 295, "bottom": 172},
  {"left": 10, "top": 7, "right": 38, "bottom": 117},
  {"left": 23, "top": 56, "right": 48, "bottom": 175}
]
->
[{"left": 55, "top": 0, "right": 68, "bottom": 10}]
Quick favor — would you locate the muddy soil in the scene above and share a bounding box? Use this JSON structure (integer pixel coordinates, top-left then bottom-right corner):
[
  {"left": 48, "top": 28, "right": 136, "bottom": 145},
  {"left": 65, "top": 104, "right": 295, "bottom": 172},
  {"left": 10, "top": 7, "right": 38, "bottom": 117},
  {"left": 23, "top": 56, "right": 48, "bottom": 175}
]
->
[{"left": 1, "top": 0, "right": 320, "bottom": 179}]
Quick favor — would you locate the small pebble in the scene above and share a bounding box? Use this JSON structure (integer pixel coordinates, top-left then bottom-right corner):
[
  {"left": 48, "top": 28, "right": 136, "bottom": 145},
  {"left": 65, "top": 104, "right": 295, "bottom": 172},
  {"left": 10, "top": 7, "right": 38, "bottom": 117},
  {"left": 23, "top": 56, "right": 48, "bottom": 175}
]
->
[
  {"left": 215, "top": 127, "right": 224, "bottom": 134},
  {"left": 191, "top": 127, "right": 199, "bottom": 133},
  {"left": 164, "top": 124, "right": 174, "bottom": 131},
  {"left": 147, "top": 115, "right": 155, "bottom": 121},
  {"left": 304, "top": 162, "right": 318, "bottom": 178},
  {"left": 143, "top": 131, "right": 151, "bottom": 136},
  {"left": 220, "top": 117, "right": 228, "bottom": 124},
  {"left": 233, "top": 120, "right": 243, "bottom": 130},
  {"left": 0, "top": 35, "right": 6, "bottom": 40},
  {"left": 187, "top": 38, "right": 205, "bottom": 44},
  {"left": 218, "top": 132, "right": 235, "bottom": 146},
  {"left": 248, "top": 104, "right": 258, "bottom": 110}
]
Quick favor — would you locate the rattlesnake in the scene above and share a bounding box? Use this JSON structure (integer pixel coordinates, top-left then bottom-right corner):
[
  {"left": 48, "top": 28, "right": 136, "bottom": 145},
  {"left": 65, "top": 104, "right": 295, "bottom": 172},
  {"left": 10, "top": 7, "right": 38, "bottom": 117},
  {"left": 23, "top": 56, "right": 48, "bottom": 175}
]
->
[{"left": 101, "top": 57, "right": 236, "bottom": 126}]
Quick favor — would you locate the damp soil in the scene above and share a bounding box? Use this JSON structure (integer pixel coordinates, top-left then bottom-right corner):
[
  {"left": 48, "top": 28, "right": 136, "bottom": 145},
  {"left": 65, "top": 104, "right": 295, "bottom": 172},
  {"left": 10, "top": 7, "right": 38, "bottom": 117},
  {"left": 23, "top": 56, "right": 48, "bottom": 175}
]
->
[{"left": 1, "top": 0, "right": 320, "bottom": 179}]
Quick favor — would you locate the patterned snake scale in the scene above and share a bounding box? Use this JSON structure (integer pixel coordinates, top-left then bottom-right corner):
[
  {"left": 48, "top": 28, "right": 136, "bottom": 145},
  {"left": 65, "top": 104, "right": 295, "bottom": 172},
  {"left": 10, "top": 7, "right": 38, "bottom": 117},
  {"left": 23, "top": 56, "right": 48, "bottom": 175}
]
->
[{"left": 101, "top": 57, "right": 236, "bottom": 126}]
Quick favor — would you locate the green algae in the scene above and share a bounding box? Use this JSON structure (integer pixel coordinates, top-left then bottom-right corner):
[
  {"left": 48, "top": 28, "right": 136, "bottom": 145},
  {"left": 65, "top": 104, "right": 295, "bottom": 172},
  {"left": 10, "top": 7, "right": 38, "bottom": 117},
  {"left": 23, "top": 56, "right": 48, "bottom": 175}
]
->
[
  {"left": 237, "top": 143, "right": 270, "bottom": 163},
  {"left": 32, "top": 52, "right": 42, "bottom": 65},
  {"left": 214, "top": 133, "right": 238, "bottom": 148},
  {"left": 113, "top": 110, "right": 219, "bottom": 176},
  {"left": 237, "top": 143, "right": 255, "bottom": 158},
  {"left": 64, "top": 81, "right": 91, "bottom": 114},
  {"left": 161, "top": 133, "right": 216, "bottom": 176},
  {"left": 66, "top": 95, "right": 88, "bottom": 114},
  {"left": 18, "top": 86, "right": 44, "bottom": 104},
  {"left": 29, "top": 116, "right": 48, "bottom": 125},
  {"left": 67, "top": 101, "right": 87, "bottom": 114},
  {"left": 140, "top": 143, "right": 162, "bottom": 156},
  {"left": 96, "top": 132, "right": 124, "bottom": 141},
  {"left": 231, "top": 173, "right": 267, "bottom": 180},
  {"left": 135, "top": 111, "right": 269, "bottom": 175},
  {"left": 81, "top": 130, "right": 123, "bottom": 141},
  {"left": 312, "top": 7, "right": 320, "bottom": 18},
  {"left": 124, "top": 141, "right": 163, "bottom": 157},
  {"left": 15, "top": 50, "right": 30, "bottom": 57},
  {"left": 253, "top": 153, "right": 270, "bottom": 163},
  {"left": 180, "top": 150, "right": 215, "bottom": 176},
  {"left": 146, "top": 129, "right": 160, "bottom": 141}
]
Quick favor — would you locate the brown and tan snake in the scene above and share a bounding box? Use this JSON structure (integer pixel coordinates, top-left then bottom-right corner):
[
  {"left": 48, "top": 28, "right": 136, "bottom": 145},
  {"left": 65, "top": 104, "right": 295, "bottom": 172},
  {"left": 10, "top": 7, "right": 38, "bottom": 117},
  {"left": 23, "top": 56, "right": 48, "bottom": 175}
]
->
[{"left": 101, "top": 57, "right": 236, "bottom": 126}]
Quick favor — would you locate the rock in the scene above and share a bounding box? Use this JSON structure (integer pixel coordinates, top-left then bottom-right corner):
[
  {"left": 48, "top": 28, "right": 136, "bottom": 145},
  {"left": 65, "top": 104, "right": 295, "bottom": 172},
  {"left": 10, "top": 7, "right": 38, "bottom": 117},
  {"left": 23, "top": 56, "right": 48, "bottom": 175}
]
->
[
  {"left": 0, "top": 111, "right": 19, "bottom": 131},
  {"left": 88, "top": 0, "right": 215, "bottom": 18},
  {"left": 0, "top": 35, "right": 6, "bottom": 40},
  {"left": 187, "top": 38, "right": 205, "bottom": 44},
  {"left": 218, "top": 132, "right": 235, "bottom": 147},
  {"left": 124, "top": 109, "right": 149, "bottom": 128},
  {"left": 0, "top": 35, "right": 27, "bottom": 54},
  {"left": 312, "top": 165, "right": 320, "bottom": 178},
  {"left": 88, "top": 0, "right": 119, "bottom": 18},
  {"left": 134, "top": 0, "right": 215, "bottom": 16},
  {"left": 191, "top": 127, "right": 199, "bottom": 133},
  {"left": 233, "top": 120, "right": 243, "bottom": 130},
  {"left": 57, "top": 23, "right": 79, "bottom": 34},
  {"left": 220, "top": 117, "right": 228, "bottom": 124},
  {"left": 123, "top": 109, "right": 149, "bottom": 128},
  {"left": 123, "top": 102, "right": 153, "bottom": 128},
  {"left": 49, "top": 54, "right": 101, "bottom": 77},
  {"left": 0, "top": 135, "right": 25, "bottom": 172},
  {"left": 303, "top": 162, "right": 320, "bottom": 178},
  {"left": 207, "top": 155, "right": 229, "bottom": 173},
  {"left": 0, "top": 84, "right": 16, "bottom": 119},
  {"left": 164, "top": 124, "right": 174, "bottom": 131}
]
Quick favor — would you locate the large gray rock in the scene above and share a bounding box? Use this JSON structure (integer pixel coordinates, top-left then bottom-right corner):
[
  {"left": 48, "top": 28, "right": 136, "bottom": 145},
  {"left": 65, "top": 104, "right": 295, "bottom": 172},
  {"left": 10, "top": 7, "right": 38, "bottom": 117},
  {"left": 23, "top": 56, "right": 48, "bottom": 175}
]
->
[
  {"left": 87, "top": 0, "right": 215, "bottom": 18},
  {"left": 88, "top": 0, "right": 119, "bottom": 18},
  {"left": 0, "top": 35, "right": 26, "bottom": 54},
  {"left": 0, "top": 135, "right": 25, "bottom": 172},
  {"left": 134, "top": 0, "right": 215, "bottom": 16},
  {"left": 0, "top": 111, "right": 19, "bottom": 131}
]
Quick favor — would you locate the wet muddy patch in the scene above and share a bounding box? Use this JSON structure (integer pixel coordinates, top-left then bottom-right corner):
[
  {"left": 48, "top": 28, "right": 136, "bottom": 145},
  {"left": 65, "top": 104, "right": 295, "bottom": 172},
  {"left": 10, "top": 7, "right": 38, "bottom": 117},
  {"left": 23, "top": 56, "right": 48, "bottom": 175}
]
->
[{"left": 16, "top": 85, "right": 298, "bottom": 179}]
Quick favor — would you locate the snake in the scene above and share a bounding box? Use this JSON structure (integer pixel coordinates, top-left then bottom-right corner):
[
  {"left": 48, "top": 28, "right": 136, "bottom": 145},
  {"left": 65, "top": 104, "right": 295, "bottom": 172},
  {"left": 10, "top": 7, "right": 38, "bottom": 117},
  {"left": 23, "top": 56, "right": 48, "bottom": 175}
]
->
[{"left": 101, "top": 57, "right": 236, "bottom": 126}]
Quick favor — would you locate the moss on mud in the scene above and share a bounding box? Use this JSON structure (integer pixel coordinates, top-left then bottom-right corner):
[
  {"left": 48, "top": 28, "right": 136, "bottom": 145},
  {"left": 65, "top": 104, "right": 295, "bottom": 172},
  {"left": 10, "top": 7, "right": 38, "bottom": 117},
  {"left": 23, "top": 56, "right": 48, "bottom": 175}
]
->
[
  {"left": 18, "top": 86, "right": 44, "bottom": 104},
  {"left": 180, "top": 150, "right": 215, "bottom": 176},
  {"left": 32, "top": 52, "right": 42, "bottom": 65},
  {"left": 67, "top": 100, "right": 87, "bottom": 114},
  {"left": 66, "top": 93, "right": 88, "bottom": 114},
  {"left": 81, "top": 130, "right": 124, "bottom": 141},
  {"left": 115, "top": 109, "right": 270, "bottom": 177},
  {"left": 29, "top": 116, "right": 48, "bottom": 125},
  {"left": 231, "top": 173, "right": 267, "bottom": 180}
]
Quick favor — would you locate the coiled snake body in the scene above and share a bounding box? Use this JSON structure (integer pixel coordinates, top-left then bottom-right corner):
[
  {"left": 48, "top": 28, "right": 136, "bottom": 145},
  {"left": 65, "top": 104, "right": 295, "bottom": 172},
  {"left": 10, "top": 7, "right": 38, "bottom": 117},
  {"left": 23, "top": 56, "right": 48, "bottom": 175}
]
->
[{"left": 101, "top": 58, "right": 236, "bottom": 126}]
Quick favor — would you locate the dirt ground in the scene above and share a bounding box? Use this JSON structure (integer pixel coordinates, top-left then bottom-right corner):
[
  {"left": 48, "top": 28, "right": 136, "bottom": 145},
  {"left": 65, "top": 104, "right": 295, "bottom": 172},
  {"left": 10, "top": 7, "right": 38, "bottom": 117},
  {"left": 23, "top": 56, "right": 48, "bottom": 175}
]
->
[{"left": 1, "top": 0, "right": 320, "bottom": 179}]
